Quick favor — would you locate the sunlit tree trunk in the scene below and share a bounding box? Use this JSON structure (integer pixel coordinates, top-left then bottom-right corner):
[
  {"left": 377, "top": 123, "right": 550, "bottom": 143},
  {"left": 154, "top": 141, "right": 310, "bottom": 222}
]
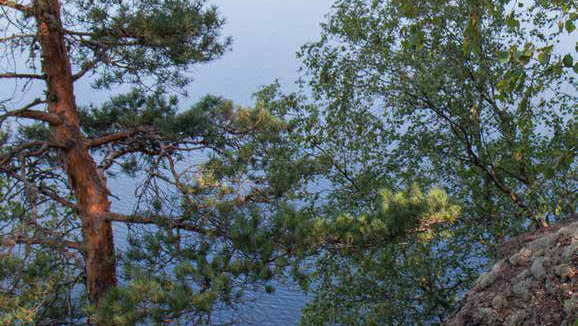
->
[{"left": 34, "top": 0, "right": 116, "bottom": 310}]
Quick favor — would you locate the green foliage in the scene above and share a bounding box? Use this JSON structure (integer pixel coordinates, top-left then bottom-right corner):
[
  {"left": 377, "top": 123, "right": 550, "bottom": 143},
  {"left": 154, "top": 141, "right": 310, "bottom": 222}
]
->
[
  {"left": 80, "top": 89, "right": 179, "bottom": 136},
  {"left": 78, "top": 89, "right": 321, "bottom": 323},
  {"left": 73, "top": 0, "right": 231, "bottom": 88},
  {"left": 306, "top": 185, "right": 460, "bottom": 250},
  {"left": 376, "top": 185, "right": 460, "bottom": 238},
  {"left": 0, "top": 178, "right": 84, "bottom": 324},
  {"left": 250, "top": 0, "right": 576, "bottom": 324}
]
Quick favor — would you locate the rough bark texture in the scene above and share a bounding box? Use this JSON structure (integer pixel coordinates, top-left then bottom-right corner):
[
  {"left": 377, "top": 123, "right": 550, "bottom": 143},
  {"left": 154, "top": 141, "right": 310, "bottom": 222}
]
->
[
  {"left": 35, "top": 0, "right": 117, "bottom": 309},
  {"left": 443, "top": 216, "right": 577, "bottom": 326}
]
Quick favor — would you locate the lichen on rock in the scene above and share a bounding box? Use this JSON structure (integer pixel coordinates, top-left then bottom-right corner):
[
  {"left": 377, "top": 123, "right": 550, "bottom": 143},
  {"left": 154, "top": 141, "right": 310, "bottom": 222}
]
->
[{"left": 443, "top": 217, "right": 577, "bottom": 326}]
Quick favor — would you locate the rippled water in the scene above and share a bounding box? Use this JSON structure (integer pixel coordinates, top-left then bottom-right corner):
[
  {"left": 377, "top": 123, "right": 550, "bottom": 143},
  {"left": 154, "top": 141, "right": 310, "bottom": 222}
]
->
[{"left": 232, "top": 285, "right": 308, "bottom": 326}]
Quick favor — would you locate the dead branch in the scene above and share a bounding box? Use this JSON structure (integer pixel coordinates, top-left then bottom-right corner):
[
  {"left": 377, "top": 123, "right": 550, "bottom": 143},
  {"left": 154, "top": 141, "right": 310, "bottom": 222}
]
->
[
  {"left": 1, "top": 236, "right": 81, "bottom": 250},
  {"left": 0, "top": 34, "right": 36, "bottom": 43},
  {"left": 0, "top": 141, "right": 63, "bottom": 166}
]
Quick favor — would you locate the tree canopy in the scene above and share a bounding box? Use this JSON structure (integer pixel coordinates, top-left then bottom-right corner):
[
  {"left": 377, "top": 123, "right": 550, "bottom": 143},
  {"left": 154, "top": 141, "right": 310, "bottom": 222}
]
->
[{"left": 257, "top": 0, "right": 576, "bottom": 324}]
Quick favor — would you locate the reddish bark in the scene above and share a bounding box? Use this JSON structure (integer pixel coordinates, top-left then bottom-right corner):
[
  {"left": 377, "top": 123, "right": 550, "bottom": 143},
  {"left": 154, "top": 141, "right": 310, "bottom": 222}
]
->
[{"left": 34, "top": 0, "right": 117, "bottom": 310}]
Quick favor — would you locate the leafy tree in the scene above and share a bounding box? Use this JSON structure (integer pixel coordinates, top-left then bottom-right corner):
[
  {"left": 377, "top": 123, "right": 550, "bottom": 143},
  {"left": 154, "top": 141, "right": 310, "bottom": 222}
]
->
[
  {"left": 255, "top": 0, "right": 576, "bottom": 324},
  {"left": 298, "top": 0, "right": 575, "bottom": 229}
]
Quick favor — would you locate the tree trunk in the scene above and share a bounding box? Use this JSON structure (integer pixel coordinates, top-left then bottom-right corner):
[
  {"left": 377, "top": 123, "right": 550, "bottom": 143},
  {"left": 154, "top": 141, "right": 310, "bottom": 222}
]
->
[{"left": 34, "top": 0, "right": 117, "bottom": 311}]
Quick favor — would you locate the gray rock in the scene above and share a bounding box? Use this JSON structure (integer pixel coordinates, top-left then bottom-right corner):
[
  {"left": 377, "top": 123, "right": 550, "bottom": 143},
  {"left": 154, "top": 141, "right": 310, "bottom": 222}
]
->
[
  {"left": 530, "top": 256, "right": 550, "bottom": 281},
  {"left": 476, "top": 260, "right": 506, "bottom": 290},
  {"left": 509, "top": 247, "right": 533, "bottom": 266},
  {"left": 555, "top": 264, "right": 574, "bottom": 282},
  {"left": 562, "top": 241, "right": 577, "bottom": 262},
  {"left": 477, "top": 308, "right": 500, "bottom": 325},
  {"left": 504, "top": 310, "right": 528, "bottom": 326},
  {"left": 512, "top": 278, "right": 533, "bottom": 301},
  {"left": 563, "top": 294, "right": 577, "bottom": 317},
  {"left": 491, "top": 294, "right": 507, "bottom": 310},
  {"left": 527, "top": 235, "right": 554, "bottom": 253},
  {"left": 442, "top": 219, "right": 578, "bottom": 326}
]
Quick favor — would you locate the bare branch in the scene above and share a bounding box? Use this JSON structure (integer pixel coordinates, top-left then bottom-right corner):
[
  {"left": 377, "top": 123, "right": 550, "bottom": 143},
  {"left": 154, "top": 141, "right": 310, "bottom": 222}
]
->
[
  {"left": 96, "top": 212, "right": 212, "bottom": 235},
  {"left": 0, "top": 141, "right": 60, "bottom": 166},
  {"left": 0, "top": 34, "right": 35, "bottom": 43},
  {"left": 96, "top": 145, "right": 153, "bottom": 171},
  {"left": 0, "top": 167, "right": 78, "bottom": 210},
  {"left": 63, "top": 29, "right": 93, "bottom": 37},
  {"left": 5, "top": 109, "right": 62, "bottom": 125},
  {"left": 0, "top": 98, "right": 46, "bottom": 125},
  {"left": 86, "top": 127, "right": 150, "bottom": 148},
  {"left": 1, "top": 236, "right": 81, "bottom": 250},
  {"left": 0, "top": 0, "right": 32, "bottom": 13},
  {"left": 72, "top": 60, "right": 98, "bottom": 81},
  {"left": 0, "top": 98, "right": 62, "bottom": 125},
  {"left": 0, "top": 73, "right": 45, "bottom": 79}
]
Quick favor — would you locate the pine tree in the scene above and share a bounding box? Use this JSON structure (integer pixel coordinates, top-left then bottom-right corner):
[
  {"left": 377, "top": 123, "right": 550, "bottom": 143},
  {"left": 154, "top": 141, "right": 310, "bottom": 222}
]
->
[{"left": 0, "top": 0, "right": 306, "bottom": 324}]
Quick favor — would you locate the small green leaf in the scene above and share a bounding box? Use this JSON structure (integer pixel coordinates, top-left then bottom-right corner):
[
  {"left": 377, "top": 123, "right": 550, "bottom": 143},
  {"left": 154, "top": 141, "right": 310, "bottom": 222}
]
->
[
  {"left": 563, "top": 54, "right": 573, "bottom": 68},
  {"left": 507, "top": 16, "right": 520, "bottom": 30},
  {"left": 538, "top": 52, "right": 550, "bottom": 65},
  {"left": 566, "top": 20, "right": 576, "bottom": 33},
  {"left": 498, "top": 51, "right": 509, "bottom": 64},
  {"left": 574, "top": 63, "right": 578, "bottom": 74}
]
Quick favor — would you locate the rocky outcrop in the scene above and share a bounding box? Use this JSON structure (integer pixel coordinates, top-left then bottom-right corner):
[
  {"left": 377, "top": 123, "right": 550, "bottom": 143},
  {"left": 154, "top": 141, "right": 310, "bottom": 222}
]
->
[{"left": 444, "top": 218, "right": 577, "bottom": 326}]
